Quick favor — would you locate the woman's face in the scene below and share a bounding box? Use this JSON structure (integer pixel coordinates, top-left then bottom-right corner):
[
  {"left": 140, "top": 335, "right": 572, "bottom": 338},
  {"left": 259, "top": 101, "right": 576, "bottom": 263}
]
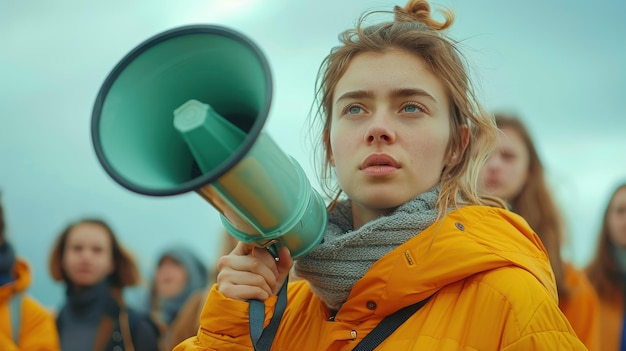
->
[
  {"left": 329, "top": 49, "right": 452, "bottom": 228},
  {"left": 62, "top": 223, "right": 114, "bottom": 287},
  {"left": 155, "top": 256, "right": 188, "bottom": 298},
  {"left": 608, "top": 187, "right": 626, "bottom": 248},
  {"left": 480, "top": 127, "right": 529, "bottom": 202}
]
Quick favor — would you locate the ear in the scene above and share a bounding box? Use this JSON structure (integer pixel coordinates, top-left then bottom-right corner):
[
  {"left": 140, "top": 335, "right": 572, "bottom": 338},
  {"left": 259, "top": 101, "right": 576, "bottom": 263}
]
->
[
  {"left": 323, "top": 128, "right": 334, "bottom": 167},
  {"left": 449, "top": 124, "right": 470, "bottom": 165}
]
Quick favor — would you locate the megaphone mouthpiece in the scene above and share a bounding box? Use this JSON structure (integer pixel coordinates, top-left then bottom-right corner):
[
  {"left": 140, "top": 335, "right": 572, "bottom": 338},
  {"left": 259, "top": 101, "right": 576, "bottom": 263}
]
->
[{"left": 174, "top": 99, "right": 246, "bottom": 172}]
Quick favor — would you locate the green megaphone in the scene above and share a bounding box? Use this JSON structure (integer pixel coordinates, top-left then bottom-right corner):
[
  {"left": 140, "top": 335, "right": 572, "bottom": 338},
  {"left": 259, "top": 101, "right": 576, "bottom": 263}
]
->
[{"left": 91, "top": 25, "right": 327, "bottom": 258}]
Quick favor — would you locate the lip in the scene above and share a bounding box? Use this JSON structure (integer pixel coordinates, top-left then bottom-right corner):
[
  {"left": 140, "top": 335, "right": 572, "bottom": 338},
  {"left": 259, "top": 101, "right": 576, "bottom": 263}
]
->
[
  {"left": 360, "top": 153, "right": 400, "bottom": 176},
  {"left": 485, "top": 177, "right": 500, "bottom": 187}
]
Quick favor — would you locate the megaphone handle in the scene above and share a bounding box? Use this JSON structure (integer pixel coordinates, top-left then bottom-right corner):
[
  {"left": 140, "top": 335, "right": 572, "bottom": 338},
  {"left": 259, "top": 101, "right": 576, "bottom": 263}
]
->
[
  {"left": 256, "top": 239, "right": 279, "bottom": 258},
  {"left": 249, "top": 275, "right": 289, "bottom": 350}
]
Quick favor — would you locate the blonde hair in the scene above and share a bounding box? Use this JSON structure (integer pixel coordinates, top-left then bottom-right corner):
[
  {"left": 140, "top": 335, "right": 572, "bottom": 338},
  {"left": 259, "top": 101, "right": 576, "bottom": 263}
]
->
[{"left": 310, "top": 0, "right": 504, "bottom": 216}]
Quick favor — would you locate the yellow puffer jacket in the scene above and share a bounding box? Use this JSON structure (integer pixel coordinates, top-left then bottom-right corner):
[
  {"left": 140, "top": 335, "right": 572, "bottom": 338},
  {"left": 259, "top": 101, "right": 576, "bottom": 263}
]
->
[
  {"left": 0, "top": 258, "right": 61, "bottom": 351},
  {"left": 176, "top": 206, "right": 587, "bottom": 350}
]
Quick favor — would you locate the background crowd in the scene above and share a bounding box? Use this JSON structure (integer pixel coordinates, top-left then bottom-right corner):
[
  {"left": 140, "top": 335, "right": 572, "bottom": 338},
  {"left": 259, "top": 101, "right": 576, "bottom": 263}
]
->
[{"left": 1, "top": 0, "right": 625, "bottom": 350}]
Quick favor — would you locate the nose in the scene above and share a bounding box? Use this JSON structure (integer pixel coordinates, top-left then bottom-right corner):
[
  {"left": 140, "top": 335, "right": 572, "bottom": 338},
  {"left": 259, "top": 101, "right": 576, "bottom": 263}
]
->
[
  {"left": 484, "top": 154, "right": 502, "bottom": 172},
  {"left": 365, "top": 113, "right": 395, "bottom": 144}
]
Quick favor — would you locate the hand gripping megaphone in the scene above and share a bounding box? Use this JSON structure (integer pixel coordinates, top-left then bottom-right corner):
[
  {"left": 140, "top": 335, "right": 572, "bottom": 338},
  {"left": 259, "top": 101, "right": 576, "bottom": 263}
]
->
[{"left": 91, "top": 25, "right": 327, "bottom": 259}]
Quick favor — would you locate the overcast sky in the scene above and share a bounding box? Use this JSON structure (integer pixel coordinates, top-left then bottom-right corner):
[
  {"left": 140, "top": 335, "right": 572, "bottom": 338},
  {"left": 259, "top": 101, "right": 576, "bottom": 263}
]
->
[{"left": 1, "top": 0, "right": 625, "bottom": 308}]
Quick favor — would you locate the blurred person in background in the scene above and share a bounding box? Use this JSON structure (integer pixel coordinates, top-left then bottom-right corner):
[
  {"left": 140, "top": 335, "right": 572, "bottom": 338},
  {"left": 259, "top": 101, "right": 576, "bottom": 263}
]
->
[
  {"left": 143, "top": 245, "right": 208, "bottom": 350},
  {"left": 0, "top": 192, "right": 60, "bottom": 350},
  {"left": 586, "top": 182, "right": 626, "bottom": 351},
  {"left": 480, "top": 113, "right": 600, "bottom": 350},
  {"left": 165, "top": 230, "right": 238, "bottom": 350},
  {"left": 49, "top": 218, "right": 159, "bottom": 351}
]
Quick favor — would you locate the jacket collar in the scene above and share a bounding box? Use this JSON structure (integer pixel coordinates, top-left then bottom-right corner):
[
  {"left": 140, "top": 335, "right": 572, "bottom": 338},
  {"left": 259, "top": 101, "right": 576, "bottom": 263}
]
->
[{"left": 334, "top": 206, "right": 555, "bottom": 321}]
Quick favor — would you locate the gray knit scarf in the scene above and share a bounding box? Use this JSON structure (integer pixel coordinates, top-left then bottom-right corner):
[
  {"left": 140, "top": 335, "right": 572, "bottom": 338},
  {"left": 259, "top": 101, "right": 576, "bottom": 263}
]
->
[{"left": 294, "top": 186, "right": 439, "bottom": 310}]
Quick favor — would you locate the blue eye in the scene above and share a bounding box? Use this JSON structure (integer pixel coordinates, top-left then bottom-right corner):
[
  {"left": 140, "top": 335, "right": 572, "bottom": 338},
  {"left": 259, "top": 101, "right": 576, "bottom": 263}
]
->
[
  {"left": 348, "top": 105, "right": 362, "bottom": 114},
  {"left": 404, "top": 105, "right": 417, "bottom": 112},
  {"left": 402, "top": 101, "right": 426, "bottom": 113}
]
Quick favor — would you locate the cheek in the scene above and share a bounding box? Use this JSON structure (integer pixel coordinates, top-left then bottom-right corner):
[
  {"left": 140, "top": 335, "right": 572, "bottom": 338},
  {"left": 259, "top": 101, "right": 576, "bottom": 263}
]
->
[
  {"left": 409, "top": 135, "right": 448, "bottom": 169},
  {"left": 61, "top": 252, "right": 76, "bottom": 270},
  {"left": 99, "top": 255, "right": 114, "bottom": 273},
  {"left": 329, "top": 131, "right": 351, "bottom": 167},
  {"left": 176, "top": 270, "right": 188, "bottom": 284},
  {"left": 514, "top": 163, "right": 529, "bottom": 185}
]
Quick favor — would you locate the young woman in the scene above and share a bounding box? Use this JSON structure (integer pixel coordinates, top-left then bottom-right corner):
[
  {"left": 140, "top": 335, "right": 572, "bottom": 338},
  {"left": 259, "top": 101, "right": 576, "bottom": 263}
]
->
[
  {"left": 49, "top": 218, "right": 159, "bottom": 351},
  {"left": 175, "top": 0, "right": 586, "bottom": 349},
  {"left": 586, "top": 183, "right": 626, "bottom": 351},
  {"left": 480, "top": 113, "right": 600, "bottom": 350},
  {"left": 0, "top": 194, "right": 60, "bottom": 350}
]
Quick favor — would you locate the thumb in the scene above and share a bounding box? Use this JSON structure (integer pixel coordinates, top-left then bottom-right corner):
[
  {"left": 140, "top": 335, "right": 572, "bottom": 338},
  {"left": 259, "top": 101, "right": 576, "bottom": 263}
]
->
[{"left": 230, "top": 241, "right": 256, "bottom": 256}]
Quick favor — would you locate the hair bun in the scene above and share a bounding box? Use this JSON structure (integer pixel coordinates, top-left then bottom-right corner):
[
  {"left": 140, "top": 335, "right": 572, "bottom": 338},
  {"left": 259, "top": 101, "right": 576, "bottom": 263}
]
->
[{"left": 394, "top": 0, "right": 454, "bottom": 31}]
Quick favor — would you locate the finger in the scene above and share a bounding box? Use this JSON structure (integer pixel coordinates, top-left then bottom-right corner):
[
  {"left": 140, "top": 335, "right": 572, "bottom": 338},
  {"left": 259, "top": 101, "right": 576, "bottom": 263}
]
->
[
  {"left": 218, "top": 280, "right": 271, "bottom": 301},
  {"left": 229, "top": 241, "right": 256, "bottom": 256},
  {"left": 217, "top": 248, "right": 282, "bottom": 297},
  {"left": 217, "top": 268, "right": 273, "bottom": 300},
  {"left": 220, "top": 249, "right": 279, "bottom": 283}
]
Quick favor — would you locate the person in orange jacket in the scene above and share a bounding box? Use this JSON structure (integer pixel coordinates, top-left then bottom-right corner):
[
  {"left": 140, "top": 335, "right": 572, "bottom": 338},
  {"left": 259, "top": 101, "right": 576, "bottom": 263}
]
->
[
  {"left": 174, "top": 0, "right": 586, "bottom": 350},
  {"left": 480, "top": 114, "right": 600, "bottom": 350},
  {"left": 586, "top": 183, "right": 626, "bottom": 351},
  {"left": 0, "top": 193, "right": 60, "bottom": 351}
]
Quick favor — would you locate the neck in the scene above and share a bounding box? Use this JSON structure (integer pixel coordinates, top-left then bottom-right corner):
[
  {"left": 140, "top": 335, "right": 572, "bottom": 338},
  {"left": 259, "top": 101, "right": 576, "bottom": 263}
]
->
[
  {"left": 0, "top": 240, "right": 15, "bottom": 285},
  {"left": 612, "top": 244, "right": 626, "bottom": 275},
  {"left": 351, "top": 201, "right": 391, "bottom": 230}
]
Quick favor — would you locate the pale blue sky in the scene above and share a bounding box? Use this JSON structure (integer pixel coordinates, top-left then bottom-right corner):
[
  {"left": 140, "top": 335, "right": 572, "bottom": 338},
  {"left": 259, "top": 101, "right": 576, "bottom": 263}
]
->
[{"left": 1, "top": 0, "right": 625, "bottom": 308}]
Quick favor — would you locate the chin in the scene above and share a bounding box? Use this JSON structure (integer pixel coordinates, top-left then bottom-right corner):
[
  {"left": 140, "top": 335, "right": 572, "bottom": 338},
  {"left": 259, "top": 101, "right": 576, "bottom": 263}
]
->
[{"left": 362, "top": 195, "right": 408, "bottom": 211}]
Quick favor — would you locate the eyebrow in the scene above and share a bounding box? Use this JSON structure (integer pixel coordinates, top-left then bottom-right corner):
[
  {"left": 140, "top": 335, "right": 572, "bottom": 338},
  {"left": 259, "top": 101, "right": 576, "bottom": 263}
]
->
[
  {"left": 335, "top": 88, "right": 437, "bottom": 105},
  {"left": 335, "top": 90, "right": 374, "bottom": 103}
]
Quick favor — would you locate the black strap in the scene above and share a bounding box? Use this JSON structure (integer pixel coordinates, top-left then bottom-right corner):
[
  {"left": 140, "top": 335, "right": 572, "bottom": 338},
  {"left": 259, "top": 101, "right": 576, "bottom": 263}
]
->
[
  {"left": 352, "top": 295, "right": 432, "bottom": 351},
  {"left": 249, "top": 275, "right": 289, "bottom": 351}
]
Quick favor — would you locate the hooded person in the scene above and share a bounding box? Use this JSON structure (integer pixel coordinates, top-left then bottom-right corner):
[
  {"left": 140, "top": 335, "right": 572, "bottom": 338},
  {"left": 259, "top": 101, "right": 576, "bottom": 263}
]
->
[{"left": 147, "top": 246, "right": 208, "bottom": 350}]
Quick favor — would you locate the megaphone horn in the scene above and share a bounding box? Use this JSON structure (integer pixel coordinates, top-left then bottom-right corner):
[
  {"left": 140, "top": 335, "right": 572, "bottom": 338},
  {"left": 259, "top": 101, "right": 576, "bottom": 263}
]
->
[{"left": 91, "top": 25, "right": 327, "bottom": 258}]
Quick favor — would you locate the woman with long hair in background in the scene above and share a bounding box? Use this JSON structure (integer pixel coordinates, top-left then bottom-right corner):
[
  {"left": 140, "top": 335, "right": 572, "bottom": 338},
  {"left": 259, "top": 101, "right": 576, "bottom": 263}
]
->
[
  {"left": 480, "top": 113, "right": 600, "bottom": 350},
  {"left": 586, "top": 183, "right": 626, "bottom": 351}
]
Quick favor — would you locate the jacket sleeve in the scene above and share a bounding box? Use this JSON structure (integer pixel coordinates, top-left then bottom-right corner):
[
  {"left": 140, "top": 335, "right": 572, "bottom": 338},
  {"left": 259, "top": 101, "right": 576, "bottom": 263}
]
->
[
  {"left": 559, "top": 265, "right": 600, "bottom": 351},
  {"left": 16, "top": 296, "right": 61, "bottom": 351},
  {"left": 501, "top": 296, "right": 588, "bottom": 351},
  {"left": 174, "top": 284, "right": 278, "bottom": 351}
]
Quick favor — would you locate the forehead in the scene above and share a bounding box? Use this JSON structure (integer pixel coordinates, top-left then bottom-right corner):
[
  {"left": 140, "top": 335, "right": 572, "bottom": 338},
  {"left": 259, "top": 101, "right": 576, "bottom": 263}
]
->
[
  {"left": 159, "top": 255, "right": 182, "bottom": 266},
  {"left": 66, "top": 223, "right": 111, "bottom": 245},
  {"left": 611, "top": 188, "right": 626, "bottom": 206},
  {"left": 333, "top": 49, "right": 448, "bottom": 103},
  {"left": 497, "top": 128, "right": 527, "bottom": 151}
]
